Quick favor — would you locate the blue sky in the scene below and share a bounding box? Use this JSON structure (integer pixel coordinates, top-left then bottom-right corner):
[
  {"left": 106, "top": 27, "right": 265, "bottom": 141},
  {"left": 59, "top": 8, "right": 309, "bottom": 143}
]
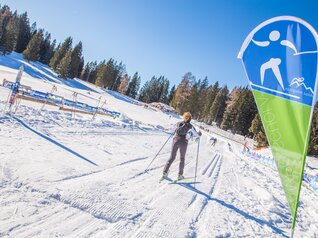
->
[{"left": 3, "top": 0, "right": 318, "bottom": 89}]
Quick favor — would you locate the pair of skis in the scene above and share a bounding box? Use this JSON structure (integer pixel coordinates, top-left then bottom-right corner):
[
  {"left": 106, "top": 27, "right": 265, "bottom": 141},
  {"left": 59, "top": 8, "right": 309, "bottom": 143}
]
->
[{"left": 159, "top": 176, "right": 195, "bottom": 184}]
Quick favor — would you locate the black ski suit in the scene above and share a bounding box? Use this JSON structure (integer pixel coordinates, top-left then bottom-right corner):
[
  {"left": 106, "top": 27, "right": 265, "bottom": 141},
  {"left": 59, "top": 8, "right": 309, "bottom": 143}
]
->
[{"left": 163, "top": 121, "right": 196, "bottom": 176}]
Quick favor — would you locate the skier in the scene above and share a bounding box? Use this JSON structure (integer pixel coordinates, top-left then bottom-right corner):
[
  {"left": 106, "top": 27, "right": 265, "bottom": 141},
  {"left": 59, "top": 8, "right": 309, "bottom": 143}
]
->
[
  {"left": 162, "top": 112, "right": 202, "bottom": 180},
  {"left": 211, "top": 137, "right": 217, "bottom": 146},
  {"left": 208, "top": 136, "right": 214, "bottom": 145},
  {"left": 208, "top": 136, "right": 216, "bottom": 146},
  {"left": 228, "top": 142, "right": 232, "bottom": 152},
  {"left": 243, "top": 140, "right": 249, "bottom": 152}
]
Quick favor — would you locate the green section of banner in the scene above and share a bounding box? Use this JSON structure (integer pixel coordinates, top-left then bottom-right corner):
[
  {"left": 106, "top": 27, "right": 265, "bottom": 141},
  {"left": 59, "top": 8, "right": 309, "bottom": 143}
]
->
[{"left": 252, "top": 90, "right": 311, "bottom": 228}]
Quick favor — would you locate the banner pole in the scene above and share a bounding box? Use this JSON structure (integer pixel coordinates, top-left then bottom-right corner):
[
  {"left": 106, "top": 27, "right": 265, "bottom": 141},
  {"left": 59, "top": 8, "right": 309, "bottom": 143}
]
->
[
  {"left": 290, "top": 228, "right": 295, "bottom": 238},
  {"left": 41, "top": 85, "right": 57, "bottom": 110},
  {"left": 194, "top": 137, "right": 200, "bottom": 189},
  {"left": 3, "top": 89, "right": 12, "bottom": 113}
]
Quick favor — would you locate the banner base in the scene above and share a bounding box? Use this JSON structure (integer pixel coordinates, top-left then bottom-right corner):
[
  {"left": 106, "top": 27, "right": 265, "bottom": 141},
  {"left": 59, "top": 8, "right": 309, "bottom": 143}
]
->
[{"left": 290, "top": 228, "right": 295, "bottom": 238}]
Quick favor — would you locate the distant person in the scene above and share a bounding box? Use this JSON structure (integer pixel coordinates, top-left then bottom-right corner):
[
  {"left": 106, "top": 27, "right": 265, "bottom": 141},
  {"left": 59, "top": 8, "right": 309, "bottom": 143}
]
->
[
  {"left": 208, "top": 136, "right": 217, "bottom": 146},
  {"left": 243, "top": 141, "right": 249, "bottom": 152},
  {"left": 228, "top": 142, "right": 232, "bottom": 152},
  {"left": 162, "top": 112, "right": 201, "bottom": 180},
  {"left": 212, "top": 137, "right": 217, "bottom": 146}
]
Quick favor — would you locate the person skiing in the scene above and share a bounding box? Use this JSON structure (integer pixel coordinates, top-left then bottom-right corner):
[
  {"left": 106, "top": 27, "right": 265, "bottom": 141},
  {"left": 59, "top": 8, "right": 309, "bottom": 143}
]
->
[
  {"left": 243, "top": 140, "right": 249, "bottom": 152},
  {"left": 228, "top": 142, "right": 232, "bottom": 152},
  {"left": 162, "top": 112, "right": 202, "bottom": 180},
  {"left": 208, "top": 136, "right": 217, "bottom": 146}
]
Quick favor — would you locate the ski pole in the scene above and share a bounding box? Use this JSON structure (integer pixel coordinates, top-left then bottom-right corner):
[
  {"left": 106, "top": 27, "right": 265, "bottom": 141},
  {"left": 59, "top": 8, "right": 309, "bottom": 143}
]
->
[
  {"left": 41, "top": 85, "right": 57, "bottom": 111},
  {"left": 13, "top": 95, "right": 22, "bottom": 114},
  {"left": 3, "top": 89, "right": 12, "bottom": 113},
  {"left": 92, "top": 96, "right": 102, "bottom": 120},
  {"left": 145, "top": 132, "right": 174, "bottom": 172},
  {"left": 194, "top": 137, "right": 200, "bottom": 188}
]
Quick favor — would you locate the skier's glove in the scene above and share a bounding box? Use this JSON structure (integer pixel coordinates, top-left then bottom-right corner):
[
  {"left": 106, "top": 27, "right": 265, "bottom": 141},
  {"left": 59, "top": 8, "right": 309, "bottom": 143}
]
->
[{"left": 198, "top": 131, "right": 202, "bottom": 136}]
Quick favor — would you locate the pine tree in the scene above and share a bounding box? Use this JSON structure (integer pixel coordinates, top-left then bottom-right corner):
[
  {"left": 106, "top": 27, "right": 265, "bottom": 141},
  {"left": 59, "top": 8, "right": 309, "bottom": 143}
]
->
[
  {"left": 0, "top": 6, "right": 13, "bottom": 55},
  {"left": 170, "top": 72, "right": 195, "bottom": 113},
  {"left": 150, "top": 76, "right": 159, "bottom": 102},
  {"left": 196, "top": 77, "right": 209, "bottom": 120},
  {"left": 0, "top": 5, "right": 9, "bottom": 14},
  {"left": 70, "top": 41, "right": 83, "bottom": 78},
  {"left": 48, "top": 39, "right": 56, "bottom": 61},
  {"left": 220, "top": 87, "right": 242, "bottom": 131},
  {"left": 105, "top": 59, "right": 115, "bottom": 88},
  {"left": 56, "top": 49, "right": 72, "bottom": 79},
  {"left": 159, "top": 77, "right": 169, "bottom": 103},
  {"left": 15, "top": 12, "right": 31, "bottom": 53},
  {"left": 202, "top": 82, "right": 219, "bottom": 123},
  {"left": 139, "top": 80, "right": 151, "bottom": 102},
  {"left": 184, "top": 80, "right": 200, "bottom": 116},
  {"left": 208, "top": 86, "right": 229, "bottom": 125},
  {"left": 126, "top": 72, "right": 141, "bottom": 98},
  {"left": 22, "top": 29, "right": 43, "bottom": 61},
  {"left": 139, "top": 76, "right": 169, "bottom": 103},
  {"left": 167, "top": 85, "right": 176, "bottom": 105},
  {"left": 249, "top": 113, "right": 268, "bottom": 147},
  {"left": 30, "top": 22, "right": 37, "bottom": 36},
  {"left": 50, "top": 36, "right": 72, "bottom": 70},
  {"left": 88, "top": 61, "right": 97, "bottom": 83},
  {"left": 118, "top": 74, "right": 130, "bottom": 94},
  {"left": 78, "top": 56, "right": 84, "bottom": 78},
  {"left": 0, "top": 6, "right": 11, "bottom": 42},
  {"left": 232, "top": 88, "right": 257, "bottom": 135},
  {"left": 95, "top": 59, "right": 121, "bottom": 89},
  {"left": 95, "top": 60, "right": 107, "bottom": 87},
  {"left": 80, "top": 62, "right": 91, "bottom": 81},
  {"left": 112, "top": 62, "right": 126, "bottom": 91},
  {"left": 39, "top": 32, "right": 52, "bottom": 64},
  {"left": 0, "top": 12, "right": 18, "bottom": 55}
]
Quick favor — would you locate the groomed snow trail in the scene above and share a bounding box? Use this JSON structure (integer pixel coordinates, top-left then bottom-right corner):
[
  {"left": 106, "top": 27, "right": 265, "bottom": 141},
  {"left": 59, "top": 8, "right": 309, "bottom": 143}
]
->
[{"left": 1, "top": 105, "right": 318, "bottom": 237}]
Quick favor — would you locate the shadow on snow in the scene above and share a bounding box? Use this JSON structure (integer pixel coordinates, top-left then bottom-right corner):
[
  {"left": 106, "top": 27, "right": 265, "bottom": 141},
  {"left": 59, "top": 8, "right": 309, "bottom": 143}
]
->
[
  {"left": 12, "top": 115, "right": 98, "bottom": 167},
  {"left": 165, "top": 177, "right": 288, "bottom": 237}
]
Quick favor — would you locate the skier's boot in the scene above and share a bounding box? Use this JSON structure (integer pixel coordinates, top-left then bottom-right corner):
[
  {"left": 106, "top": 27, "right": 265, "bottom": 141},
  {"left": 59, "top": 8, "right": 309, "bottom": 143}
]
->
[
  {"left": 177, "top": 174, "right": 185, "bottom": 181},
  {"left": 159, "top": 172, "right": 168, "bottom": 182}
]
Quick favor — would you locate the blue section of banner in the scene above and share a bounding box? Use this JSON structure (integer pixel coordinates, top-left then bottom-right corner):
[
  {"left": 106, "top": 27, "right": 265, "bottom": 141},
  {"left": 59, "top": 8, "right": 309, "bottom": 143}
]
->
[{"left": 242, "top": 19, "right": 318, "bottom": 106}]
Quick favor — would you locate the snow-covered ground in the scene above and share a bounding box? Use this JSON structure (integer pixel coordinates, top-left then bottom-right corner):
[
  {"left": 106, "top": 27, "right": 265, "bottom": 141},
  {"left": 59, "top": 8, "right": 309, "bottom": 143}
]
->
[{"left": 0, "top": 53, "right": 318, "bottom": 237}]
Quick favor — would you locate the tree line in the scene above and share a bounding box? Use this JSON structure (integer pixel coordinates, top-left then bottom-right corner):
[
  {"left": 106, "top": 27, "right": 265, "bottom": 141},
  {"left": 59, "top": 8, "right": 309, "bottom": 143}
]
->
[{"left": 0, "top": 4, "right": 317, "bottom": 155}]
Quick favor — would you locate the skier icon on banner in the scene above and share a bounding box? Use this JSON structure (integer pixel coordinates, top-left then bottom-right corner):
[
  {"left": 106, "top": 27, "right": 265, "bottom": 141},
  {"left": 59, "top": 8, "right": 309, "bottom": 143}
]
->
[
  {"left": 253, "top": 30, "right": 292, "bottom": 89},
  {"left": 252, "top": 29, "right": 318, "bottom": 90},
  {"left": 238, "top": 16, "right": 318, "bottom": 106}
]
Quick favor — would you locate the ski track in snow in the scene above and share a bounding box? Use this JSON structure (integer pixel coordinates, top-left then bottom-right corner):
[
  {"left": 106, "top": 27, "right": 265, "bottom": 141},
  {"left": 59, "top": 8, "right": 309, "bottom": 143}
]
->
[
  {"left": 0, "top": 71, "right": 318, "bottom": 237},
  {"left": 1, "top": 107, "right": 317, "bottom": 238}
]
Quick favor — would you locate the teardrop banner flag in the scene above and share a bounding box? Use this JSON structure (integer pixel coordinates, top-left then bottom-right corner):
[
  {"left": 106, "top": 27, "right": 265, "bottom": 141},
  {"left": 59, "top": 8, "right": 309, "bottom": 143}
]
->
[{"left": 238, "top": 16, "right": 318, "bottom": 232}]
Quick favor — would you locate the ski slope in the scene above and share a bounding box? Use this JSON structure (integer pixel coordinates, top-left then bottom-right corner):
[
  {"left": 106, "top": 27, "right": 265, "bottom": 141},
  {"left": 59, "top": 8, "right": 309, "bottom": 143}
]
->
[{"left": 0, "top": 53, "right": 318, "bottom": 237}]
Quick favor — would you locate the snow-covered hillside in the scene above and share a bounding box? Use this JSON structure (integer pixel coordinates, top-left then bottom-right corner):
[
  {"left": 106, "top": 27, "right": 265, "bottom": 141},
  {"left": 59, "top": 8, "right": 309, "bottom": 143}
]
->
[{"left": 0, "top": 53, "right": 318, "bottom": 237}]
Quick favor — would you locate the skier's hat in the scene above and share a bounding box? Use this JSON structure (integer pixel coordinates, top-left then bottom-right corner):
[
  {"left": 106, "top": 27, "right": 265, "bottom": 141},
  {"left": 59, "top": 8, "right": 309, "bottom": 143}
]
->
[{"left": 183, "top": 112, "right": 192, "bottom": 122}]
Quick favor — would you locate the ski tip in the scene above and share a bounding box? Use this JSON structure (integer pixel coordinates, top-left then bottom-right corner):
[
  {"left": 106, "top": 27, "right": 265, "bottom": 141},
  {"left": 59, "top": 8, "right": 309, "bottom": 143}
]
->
[{"left": 159, "top": 176, "right": 171, "bottom": 183}]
